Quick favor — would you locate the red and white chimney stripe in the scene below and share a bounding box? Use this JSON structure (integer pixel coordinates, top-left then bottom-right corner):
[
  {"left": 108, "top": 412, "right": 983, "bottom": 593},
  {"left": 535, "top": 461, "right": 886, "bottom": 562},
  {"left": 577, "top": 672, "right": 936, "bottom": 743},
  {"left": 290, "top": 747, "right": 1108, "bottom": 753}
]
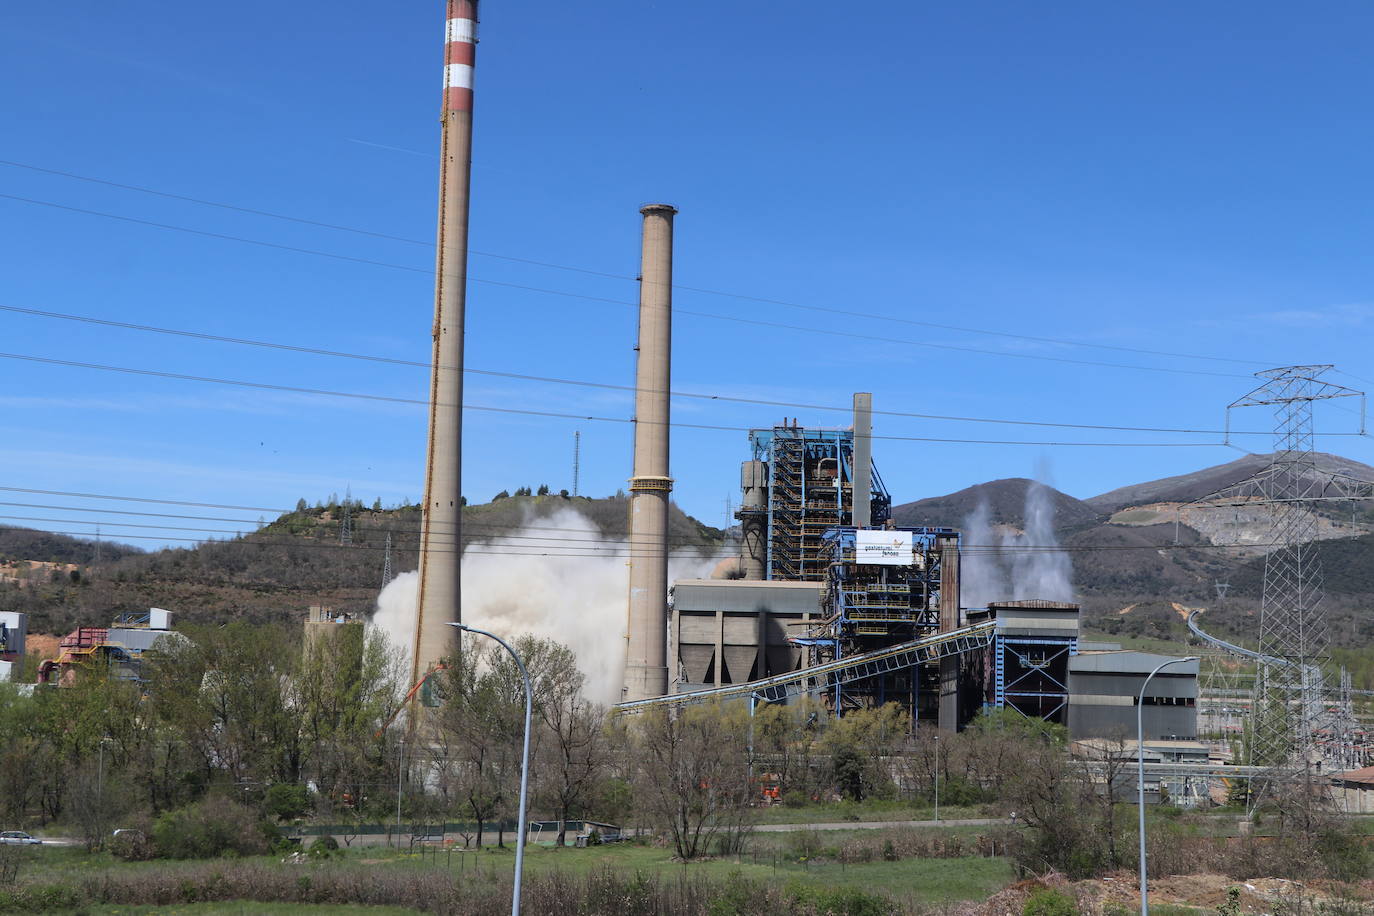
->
[{"left": 444, "top": 1, "right": 477, "bottom": 113}]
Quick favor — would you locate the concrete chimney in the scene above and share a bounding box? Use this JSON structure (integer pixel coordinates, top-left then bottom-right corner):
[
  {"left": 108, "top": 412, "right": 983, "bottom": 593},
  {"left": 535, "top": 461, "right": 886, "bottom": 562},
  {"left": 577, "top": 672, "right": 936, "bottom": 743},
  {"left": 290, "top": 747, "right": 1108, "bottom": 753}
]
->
[
  {"left": 937, "top": 532, "right": 962, "bottom": 730},
  {"left": 412, "top": 0, "right": 478, "bottom": 693},
  {"left": 623, "top": 203, "right": 677, "bottom": 701},
  {"left": 852, "top": 392, "right": 873, "bottom": 528}
]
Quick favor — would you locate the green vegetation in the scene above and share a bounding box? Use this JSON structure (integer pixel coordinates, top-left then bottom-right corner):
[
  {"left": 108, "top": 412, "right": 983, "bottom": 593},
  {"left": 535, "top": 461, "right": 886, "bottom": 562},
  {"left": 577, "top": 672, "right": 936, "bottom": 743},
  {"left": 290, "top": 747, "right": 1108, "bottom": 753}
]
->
[
  {"left": 84, "top": 906, "right": 424, "bottom": 916},
  {"left": 1023, "top": 886, "right": 1078, "bottom": 916}
]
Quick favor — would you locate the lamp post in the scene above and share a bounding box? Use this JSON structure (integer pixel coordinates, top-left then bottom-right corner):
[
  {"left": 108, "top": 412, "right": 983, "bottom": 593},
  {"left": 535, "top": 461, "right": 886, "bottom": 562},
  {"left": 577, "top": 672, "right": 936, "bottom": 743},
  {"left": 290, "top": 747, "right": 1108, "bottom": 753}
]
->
[
  {"left": 395, "top": 738, "right": 405, "bottom": 848},
  {"left": 1137, "top": 656, "right": 1198, "bottom": 916},
  {"left": 450, "top": 622, "right": 533, "bottom": 916},
  {"left": 933, "top": 733, "right": 941, "bottom": 824}
]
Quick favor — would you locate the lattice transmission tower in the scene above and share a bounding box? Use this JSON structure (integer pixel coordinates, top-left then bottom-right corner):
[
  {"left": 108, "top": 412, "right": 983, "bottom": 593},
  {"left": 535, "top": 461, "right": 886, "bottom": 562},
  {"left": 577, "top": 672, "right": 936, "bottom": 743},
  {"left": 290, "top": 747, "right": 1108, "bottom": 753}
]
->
[
  {"left": 381, "top": 532, "right": 395, "bottom": 588},
  {"left": 1194, "top": 366, "right": 1369, "bottom": 775}
]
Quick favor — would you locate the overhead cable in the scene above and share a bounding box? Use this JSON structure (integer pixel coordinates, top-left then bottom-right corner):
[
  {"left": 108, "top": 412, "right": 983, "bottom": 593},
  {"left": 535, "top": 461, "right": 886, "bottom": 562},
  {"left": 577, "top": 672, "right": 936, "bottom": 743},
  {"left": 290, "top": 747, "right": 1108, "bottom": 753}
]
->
[
  {"left": 0, "top": 192, "right": 1254, "bottom": 379},
  {"left": 0, "top": 350, "right": 1227, "bottom": 447},
  {"left": 0, "top": 303, "right": 1322, "bottom": 435},
  {"left": 0, "top": 158, "right": 1272, "bottom": 367}
]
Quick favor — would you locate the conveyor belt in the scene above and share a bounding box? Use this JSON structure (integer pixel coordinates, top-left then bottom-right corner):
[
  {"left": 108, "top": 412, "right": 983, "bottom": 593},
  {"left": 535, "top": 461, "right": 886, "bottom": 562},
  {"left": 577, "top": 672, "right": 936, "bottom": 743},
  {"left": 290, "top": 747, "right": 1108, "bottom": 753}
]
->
[{"left": 614, "top": 619, "right": 996, "bottom": 714}]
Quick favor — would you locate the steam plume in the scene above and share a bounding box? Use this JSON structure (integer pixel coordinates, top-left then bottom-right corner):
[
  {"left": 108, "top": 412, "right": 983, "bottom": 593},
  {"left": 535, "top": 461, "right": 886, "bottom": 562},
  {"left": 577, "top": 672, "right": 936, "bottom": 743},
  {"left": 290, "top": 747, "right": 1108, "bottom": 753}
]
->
[{"left": 960, "top": 472, "right": 1074, "bottom": 607}]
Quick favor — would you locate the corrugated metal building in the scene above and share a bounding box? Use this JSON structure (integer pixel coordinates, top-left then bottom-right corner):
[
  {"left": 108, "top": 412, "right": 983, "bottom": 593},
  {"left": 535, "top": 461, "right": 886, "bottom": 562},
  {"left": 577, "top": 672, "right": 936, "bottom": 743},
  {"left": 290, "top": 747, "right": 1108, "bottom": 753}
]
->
[{"left": 1068, "top": 651, "right": 1199, "bottom": 741}]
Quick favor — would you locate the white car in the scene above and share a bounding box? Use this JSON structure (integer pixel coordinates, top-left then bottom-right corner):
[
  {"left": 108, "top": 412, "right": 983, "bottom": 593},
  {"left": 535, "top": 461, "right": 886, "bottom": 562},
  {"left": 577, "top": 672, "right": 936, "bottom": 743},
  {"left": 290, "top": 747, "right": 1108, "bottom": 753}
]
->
[{"left": 0, "top": 831, "right": 41, "bottom": 845}]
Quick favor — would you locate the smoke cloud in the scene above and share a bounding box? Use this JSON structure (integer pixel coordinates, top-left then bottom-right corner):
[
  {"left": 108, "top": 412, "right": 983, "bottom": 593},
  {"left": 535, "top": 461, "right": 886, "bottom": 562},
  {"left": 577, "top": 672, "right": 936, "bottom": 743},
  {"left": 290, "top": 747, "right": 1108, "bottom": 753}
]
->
[
  {"left": 960, "top": 471, "right": 1074, "bottom": 608},
  {"left": 371, "top": 506, "right": 718, "bottom": 704}
]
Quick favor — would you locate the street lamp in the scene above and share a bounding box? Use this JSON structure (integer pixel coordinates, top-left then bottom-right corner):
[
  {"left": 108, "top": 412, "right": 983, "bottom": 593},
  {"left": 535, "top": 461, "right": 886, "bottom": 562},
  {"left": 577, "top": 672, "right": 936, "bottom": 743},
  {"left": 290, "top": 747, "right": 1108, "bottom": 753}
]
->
[
  {"left": 1137, "top": 656, "right": 1198, "bottom": 916},
  {"left": 449, "top": 622, "right": 533, "bottom": 916},
  {"left": 933, "top": 733, "right": 941, "bottom": 824},
  {"left": 395, "top": 738, "right": 405, "bottom": 848}
]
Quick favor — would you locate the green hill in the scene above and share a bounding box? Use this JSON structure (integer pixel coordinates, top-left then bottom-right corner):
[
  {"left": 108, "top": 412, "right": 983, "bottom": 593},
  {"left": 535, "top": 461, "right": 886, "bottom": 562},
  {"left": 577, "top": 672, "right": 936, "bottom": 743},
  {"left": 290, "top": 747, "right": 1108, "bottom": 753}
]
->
[{"left": 0, "top": 493, "right": 727, "bottom": 637}]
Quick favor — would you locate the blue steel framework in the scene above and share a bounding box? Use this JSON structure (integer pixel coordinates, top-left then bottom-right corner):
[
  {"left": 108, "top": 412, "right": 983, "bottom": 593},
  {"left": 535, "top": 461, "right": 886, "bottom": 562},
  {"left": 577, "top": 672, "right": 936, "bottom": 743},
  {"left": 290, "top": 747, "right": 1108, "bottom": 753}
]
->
[
  {"left": 807, "top": 526, "right": 954, "bottom": 718},
  {"left": 991, "top": 635, "right": 1076, "bottom": 722},
  {"left": 748, "top": 426, "right": 891, "bottom": 581},
  {"left": 968, "top": 602, "right": 1079, "bottom": 724}
]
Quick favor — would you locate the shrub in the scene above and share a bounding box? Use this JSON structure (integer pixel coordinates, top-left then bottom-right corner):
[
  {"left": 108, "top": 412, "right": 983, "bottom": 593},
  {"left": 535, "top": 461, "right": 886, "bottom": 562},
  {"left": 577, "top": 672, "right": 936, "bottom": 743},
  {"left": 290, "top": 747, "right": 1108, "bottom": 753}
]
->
[
  {"left": 152, "top": 796, "right": 273, "bottom": 859},
  {"left": 307, "top": 835, "right": 340, "bottom": 860},
  {"left": 1024, "top": 887, "right": 1079, "bottom": 916},
  {"left": 788, "top": 883, "right": 896, "bottom": 916},
  {"left": 264, "top": 783, "right": 312, "bottom": 821},
  {"left": 110, "top": 829, "right": 154, "bottom": 862},
  {"left": 0, "top": 884, "right": 84, "bottom": 913}
]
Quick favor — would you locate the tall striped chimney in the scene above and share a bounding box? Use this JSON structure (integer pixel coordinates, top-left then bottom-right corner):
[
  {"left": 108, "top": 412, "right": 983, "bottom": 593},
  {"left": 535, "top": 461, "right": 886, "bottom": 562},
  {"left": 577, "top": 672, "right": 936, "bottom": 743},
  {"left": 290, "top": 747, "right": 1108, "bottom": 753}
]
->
[
  {"left": 623, "top": 204, "right": 677, "bottom": 701},
  {"left": 412, "top": 0, "right": 478, "bottom": 693}
]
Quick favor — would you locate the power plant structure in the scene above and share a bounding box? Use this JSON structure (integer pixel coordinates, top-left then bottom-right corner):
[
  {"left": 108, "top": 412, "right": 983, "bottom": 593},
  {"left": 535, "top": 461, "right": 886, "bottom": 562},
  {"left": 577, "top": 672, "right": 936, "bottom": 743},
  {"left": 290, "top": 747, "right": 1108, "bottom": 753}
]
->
[
  {"left": 621, "top": 396, "right": 1207, "bottom": 749},
  {"left": 412, "top": 0, "right": 480, "bottom": 697},
  {"left": 0, "top": 611, "right": 26, "bottom": 683},
  {"left": 622, "top": 204, "right": 677, "bottom": 702}
]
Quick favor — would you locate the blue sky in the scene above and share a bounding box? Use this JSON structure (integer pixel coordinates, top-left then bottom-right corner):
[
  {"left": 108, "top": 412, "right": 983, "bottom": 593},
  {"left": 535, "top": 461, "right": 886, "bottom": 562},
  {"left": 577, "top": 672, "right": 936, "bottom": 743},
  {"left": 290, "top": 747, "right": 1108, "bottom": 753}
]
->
[{"left": 1, "top": 1, "right": 1371, "bottom": 550}]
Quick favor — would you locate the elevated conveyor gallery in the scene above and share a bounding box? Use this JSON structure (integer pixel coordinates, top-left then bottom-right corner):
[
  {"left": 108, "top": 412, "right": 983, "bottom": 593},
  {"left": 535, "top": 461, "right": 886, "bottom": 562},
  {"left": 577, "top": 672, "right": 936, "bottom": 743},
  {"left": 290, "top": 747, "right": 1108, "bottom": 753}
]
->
[{"left": 614, "top": 620, "right": 996, "bottom": 714}]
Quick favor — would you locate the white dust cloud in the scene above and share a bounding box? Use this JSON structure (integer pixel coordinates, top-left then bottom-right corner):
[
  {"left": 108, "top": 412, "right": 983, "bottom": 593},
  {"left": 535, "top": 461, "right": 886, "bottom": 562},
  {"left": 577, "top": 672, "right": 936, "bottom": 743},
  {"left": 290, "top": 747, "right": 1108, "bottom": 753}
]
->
[{"left": 371, "top": 507, "right": 718, "bottom": 704}]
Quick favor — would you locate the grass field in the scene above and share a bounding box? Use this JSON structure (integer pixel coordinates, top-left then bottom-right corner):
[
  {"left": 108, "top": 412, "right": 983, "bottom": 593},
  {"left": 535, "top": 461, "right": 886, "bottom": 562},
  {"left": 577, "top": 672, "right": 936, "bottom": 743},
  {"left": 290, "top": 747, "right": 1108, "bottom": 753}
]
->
[
  {"left": 86, "top": 906, "right": 423, "bottom": 916},
  {"left": 18, "top": 832, "right": 1015, "bottom": 910},
  {"left": 751, "top": 800, "right": 987, "bottom": 825},
  {"left": 377, "top": 838, "right": 1014, "bottom": 905}
]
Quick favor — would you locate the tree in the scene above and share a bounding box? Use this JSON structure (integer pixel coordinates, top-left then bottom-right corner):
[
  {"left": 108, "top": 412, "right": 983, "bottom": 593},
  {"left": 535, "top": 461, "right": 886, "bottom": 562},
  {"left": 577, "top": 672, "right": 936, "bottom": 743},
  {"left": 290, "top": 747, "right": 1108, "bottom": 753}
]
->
[
  {"left": 630, "top": 703, "right": 756, "bottom": 859},
  {"left": 294, "top": 625, "right": 402, "bottom": 818},
  {"left": 436, "top": 651, "right": 507, "bottom": 846},
  {"left": 536, "top": 484, "right": 550, "bottom": 497},
  {"left": 524, "top": 642, "right": 608, "bottom": 846},
  {"left": 821, "top": 704, "right": 908, "bottom": 801},
  {"left": 145, "top": 623, "right": 302, "bottom": 789}
]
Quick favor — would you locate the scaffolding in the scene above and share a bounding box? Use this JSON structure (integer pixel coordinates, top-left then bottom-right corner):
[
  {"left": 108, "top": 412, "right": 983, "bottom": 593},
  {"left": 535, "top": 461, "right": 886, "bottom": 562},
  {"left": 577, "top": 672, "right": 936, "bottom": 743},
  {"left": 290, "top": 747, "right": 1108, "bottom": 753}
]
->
[{"left": 746, "top": 425, "right": 891, "bottom": 581}]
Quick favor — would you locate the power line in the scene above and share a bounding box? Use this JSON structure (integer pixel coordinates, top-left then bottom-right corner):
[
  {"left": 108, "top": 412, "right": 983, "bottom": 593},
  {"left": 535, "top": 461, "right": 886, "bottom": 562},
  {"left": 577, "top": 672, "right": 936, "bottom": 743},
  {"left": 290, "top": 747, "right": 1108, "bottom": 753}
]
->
[
  {"left": 0, "top": 192, "right": 1255, "bottom": 379},
  {"left": 8, "top": 520, "right": 1345, "bottom": 560},
  {"left": 1, "top": 303, "right": 1319, "bottom": 436},
  {"left": 0, "top": 350, "right": 1227, "bottom": 447},
  {"left": 0, "top": 158, "right": 1273, "bottom": 368}
]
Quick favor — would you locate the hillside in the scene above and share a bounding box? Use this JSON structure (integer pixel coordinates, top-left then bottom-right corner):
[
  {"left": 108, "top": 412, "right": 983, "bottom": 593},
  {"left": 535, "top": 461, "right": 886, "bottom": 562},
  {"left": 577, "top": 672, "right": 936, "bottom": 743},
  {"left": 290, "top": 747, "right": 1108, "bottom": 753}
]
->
[
  {"left": 1086, "top": 452, "right": 1374, "bottom": 513},
  {"left": 889, "top": 455, "right": 1374, "bottom": 655},
  {"left": 0, "top": 493, "right": 727, "bottom": 637},
  {"left": 890, "top": 478, "right": 1103, "bottom": 531}
]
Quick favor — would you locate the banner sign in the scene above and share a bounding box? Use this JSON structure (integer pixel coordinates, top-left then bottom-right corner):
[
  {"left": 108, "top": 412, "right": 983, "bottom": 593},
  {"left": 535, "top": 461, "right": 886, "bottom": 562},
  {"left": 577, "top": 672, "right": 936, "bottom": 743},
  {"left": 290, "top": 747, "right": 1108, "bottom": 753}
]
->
[{"left": 855, "top": 530, "right": 917, "bottom": 566}]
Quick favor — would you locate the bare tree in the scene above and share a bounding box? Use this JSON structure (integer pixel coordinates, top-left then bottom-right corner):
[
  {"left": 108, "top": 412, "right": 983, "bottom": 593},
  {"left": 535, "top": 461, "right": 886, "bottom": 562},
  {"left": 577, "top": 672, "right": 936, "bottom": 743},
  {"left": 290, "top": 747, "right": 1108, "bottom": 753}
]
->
[{"left": 630, "top": 703, "right": 756, "bottom": 860}]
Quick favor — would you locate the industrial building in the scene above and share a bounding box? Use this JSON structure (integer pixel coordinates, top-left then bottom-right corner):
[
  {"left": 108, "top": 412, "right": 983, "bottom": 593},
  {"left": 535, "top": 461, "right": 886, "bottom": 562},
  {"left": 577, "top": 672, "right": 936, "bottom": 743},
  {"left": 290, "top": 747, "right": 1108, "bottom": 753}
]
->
[
  {"left": 1067, "top": 651, "right": 1200, "bottom": 741},
  {"left": 37, "top": 608, "right": 182, "bottom": 686},
  {"left": 0, "top": 610, "right": 26, "bottom": 683},
  {"left": 672, "top": 579, "right": 823, "bottom": 690}
]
